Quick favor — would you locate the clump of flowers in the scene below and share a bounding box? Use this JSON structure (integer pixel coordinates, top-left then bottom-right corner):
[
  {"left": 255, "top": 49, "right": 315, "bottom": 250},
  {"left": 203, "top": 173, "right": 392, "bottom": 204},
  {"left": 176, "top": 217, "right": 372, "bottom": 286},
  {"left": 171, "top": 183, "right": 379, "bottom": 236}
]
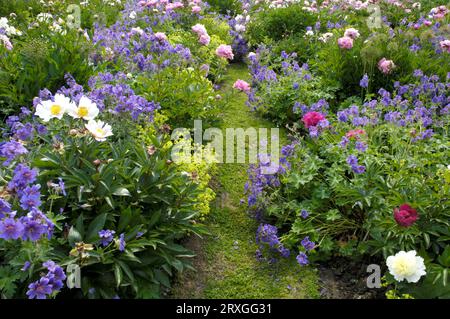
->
[
  {"left": 216, "top": 44, "right": 234, "bottom": 60},
  {"left": 337, "top": 36, "right": 353, "bottom": 49},
  {"left": 256, "top": 224, "right": 290, "bottom": 262},
  {"left": 386, "top": 251, "right": 426, "bottom": 283},
  {"left": 192, "top": 23, "right": 210, "bottom": 46},
  {"left": 301, "top": 111, "right": 329, "bottom": 137},
  {"left": 26, "top": 261, "right": 66, "bottom": 299},
  {"left": 377, "top": 58, "right": 396, "bottom": 74},
  {"left": 393, "top": 204, "right": 418, "bottom": 227},
  {"left": 344, "top": 28, "right": 360, "bottom": 39},
  {"left": 233, "top": 79, "right": 251, "bottom": 93},
  {"left": 440, "top": 40, "right": 450, "bottom": 53}
]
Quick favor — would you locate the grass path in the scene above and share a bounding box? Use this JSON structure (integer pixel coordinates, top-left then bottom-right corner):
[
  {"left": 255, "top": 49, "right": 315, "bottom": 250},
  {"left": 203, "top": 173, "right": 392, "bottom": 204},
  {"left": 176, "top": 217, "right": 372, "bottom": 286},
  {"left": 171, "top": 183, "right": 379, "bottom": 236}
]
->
[{"left": 172, "top": 63, "right": 319, "bottom": 298}]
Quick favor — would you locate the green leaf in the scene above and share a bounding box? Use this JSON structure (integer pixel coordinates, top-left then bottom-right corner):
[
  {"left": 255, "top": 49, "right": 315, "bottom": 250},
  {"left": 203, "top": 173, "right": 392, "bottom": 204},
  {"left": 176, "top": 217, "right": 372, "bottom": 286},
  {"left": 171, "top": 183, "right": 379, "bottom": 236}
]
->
[
  {"left": 116, "top": 259, "right": 135, "bottom": 282},
  {"left": 154, "top": 269, "right": 170, "bottom": 288},
  {"left": 112, "top": 187, "right": 131, "bottom": 197},
  {"left": 86, "top": 213, "right": 107, "bottom": 242},
  {"left": 114, "top": 264, "right": 122, "bottom": 288},
  {"left": 68, "top": 226, "right": 82, "bottom": 247},
  {"left": 438, "top": 246, "right": 450, "bottom": 267}
]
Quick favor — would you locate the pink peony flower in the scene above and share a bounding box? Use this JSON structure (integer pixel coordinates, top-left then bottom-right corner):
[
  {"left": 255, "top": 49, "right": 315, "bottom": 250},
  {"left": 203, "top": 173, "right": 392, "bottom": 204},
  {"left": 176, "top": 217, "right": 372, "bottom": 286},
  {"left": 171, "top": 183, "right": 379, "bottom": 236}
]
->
[
  {"left": 216, "top": 44, "right": 234, "bottom": 60},
  {"left": 337, "top": 36, "right": 353, "bottom": 49},
  {"left": 233, "top": 79, "right": 251, "bottom": 93},
  {"left": 154, "top": 32, "right": 167, "bottom": 41},
  {"left": 377, "top": 58, "right": 396, "bottom": 74},
  {"left": 192, "top": 24, "right": 207, "bottom": 36},
  {"left": 394, "top": 204, "right": 418, "bottom": 227},
  {"left": 199, "top": 34, "right": 210, "bottom": 45},
  {"left": 440, "top": 40, "right": 450, "bottom": 53},
  {"left": 344, "top": 28, "right": 360, "bottom": 39},
  {"left": 192, "top": 5, "right": 201, "bottom": 13},
  {"left": 302, "top": 112, "right": 326, "bottom": 128}
]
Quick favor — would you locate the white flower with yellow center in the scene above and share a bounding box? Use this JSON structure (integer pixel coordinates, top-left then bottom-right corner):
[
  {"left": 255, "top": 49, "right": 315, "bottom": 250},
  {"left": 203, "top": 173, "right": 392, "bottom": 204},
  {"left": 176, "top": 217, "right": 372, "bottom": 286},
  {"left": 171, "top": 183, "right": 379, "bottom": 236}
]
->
[
  {"left": 35, "top": 94, "right": 73, "bottom": 122},
  {"left": 386, "top": 250, "right": 426, "bottom": 283},
  {"left": 68, "top": 96, "right": 99, "bottom": 121},
  {"left": 85, "top": 120, "right": 113, "bottom": 142}
]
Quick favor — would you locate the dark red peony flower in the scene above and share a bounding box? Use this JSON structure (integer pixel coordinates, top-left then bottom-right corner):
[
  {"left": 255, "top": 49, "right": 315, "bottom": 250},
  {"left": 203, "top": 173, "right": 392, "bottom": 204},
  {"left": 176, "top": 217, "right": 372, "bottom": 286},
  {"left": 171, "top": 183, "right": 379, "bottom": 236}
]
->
[
  {"left": 394, "top": 204, "right": 418, "bottom": 227},
  {"left": 302, "top": 112, "right": 326, "bottom": 128}
]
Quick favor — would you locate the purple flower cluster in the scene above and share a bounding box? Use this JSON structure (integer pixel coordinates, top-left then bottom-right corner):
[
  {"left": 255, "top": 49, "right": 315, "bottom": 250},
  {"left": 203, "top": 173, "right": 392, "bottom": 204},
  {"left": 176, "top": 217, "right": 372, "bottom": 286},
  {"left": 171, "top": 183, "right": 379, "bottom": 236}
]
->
[
  {"left": 88, "top": 72, "right": 160, "bottom": 121},
  {"left": 346, "top": 155, "right": 365, "bottom": 174},
  {"left": 256, "top": 224, "right": 290, "bottom": 261},
  {"left": 99, "top": 229, "right": 116, "bottom": 247},
  {"left": 245, "top": 154, "right": 284, "bottom": 208},
  {"left": 0, "top": 208, "right": 54, "bottom": 242},
  {"left": 0, "top": 141, "right": 28, "bottom": 166},
  {"left": 0, "top": 164, "right": 54, "bottom": 242},
  {"left": 26, "top": 261, "right": 66, "bottom": 299}
]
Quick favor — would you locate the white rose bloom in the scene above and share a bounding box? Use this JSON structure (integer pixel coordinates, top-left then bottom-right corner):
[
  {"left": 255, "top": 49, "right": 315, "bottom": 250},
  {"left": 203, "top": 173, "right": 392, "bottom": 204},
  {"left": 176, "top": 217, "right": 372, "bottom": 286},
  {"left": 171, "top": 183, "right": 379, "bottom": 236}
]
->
[
  {"left": 68, "top": 96, "right": 99, "bottom": 121},
  {"left": 85, "top": 120, "right": 113, "bottom": 142},
  {"left": 35, "top": 94, "right": 74, "bottom": 122},
  {"left": 386, "top": 250, "right": 426, "bottom": 283}
]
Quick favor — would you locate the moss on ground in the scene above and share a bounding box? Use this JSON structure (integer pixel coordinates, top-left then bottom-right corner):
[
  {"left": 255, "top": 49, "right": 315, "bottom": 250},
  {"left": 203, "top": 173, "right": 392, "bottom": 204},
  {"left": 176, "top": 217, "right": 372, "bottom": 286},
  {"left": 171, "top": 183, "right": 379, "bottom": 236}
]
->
[{"left": 172, "top": 63, "right": 319, "bottom": 299}]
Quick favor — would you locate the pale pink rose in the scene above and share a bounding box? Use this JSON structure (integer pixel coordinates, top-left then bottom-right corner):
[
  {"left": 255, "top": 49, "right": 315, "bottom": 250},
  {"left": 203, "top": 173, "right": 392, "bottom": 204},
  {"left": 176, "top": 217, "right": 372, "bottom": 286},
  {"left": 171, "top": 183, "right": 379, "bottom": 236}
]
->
[
  {"left": 192, "top": 24, "right": 207, "bottom": 36},
  {"left": 344, "top": 28, "right": 360, "bottom": 39},
  {"left": 216, "top": 44, "right": 234, "bottom": 60},
  {"left": 154, "top": 32, "right": 167, "bottom": 41},
  {"left": 377, "top": 58, "right": 396, "bottom": 74},
  {"left": 233, "top": 79, "right": 251, "bottom": 93},
  {"left": 192, "top": 5, "right": 201, "bottom": 13},
  {"left": 337, "top": 36, "right": 353, "bottom": 49},
  {"left": 199, "top": 34, "right": 210, "bottom": 45},
  {"left": 440, "top": 40, "right": 450, "bottom": 53}
]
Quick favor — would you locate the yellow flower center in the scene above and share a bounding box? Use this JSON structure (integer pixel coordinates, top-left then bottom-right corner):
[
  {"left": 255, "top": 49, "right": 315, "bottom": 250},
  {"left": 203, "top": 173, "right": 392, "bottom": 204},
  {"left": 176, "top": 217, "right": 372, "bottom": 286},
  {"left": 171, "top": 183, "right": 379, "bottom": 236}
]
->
[
  {"left": 77, "top": 106, "right": 89, "bottom": 118},
  {"left": 51, "top": 104, "right": 62, "bottom": 115},
  {"left": 392, "top": 257, "right": 415, "bottom": 276},
  {"left": 96, "top": 128, "right": 105, "bottom": 136}
]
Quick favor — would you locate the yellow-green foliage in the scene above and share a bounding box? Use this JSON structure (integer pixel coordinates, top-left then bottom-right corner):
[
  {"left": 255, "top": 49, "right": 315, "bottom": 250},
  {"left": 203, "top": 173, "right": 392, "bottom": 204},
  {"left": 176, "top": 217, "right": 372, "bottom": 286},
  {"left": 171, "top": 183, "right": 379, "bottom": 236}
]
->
[
  {"left": 171, "top": 130, "right": 218, "bottom": 220},
  {"left": 137, "top": 125, "right": 217, "bottom": 220},
  {"left": 385, "top": 290, "right": 414, "bottom": 299}
]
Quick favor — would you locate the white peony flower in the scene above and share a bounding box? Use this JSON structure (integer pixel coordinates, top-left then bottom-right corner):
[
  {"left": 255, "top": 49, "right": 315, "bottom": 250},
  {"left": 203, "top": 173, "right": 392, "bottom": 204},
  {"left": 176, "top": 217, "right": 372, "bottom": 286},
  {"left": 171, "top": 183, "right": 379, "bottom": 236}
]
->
[
  {"left": 35, "top": 94, "right": 74, "bottom": 122},
  {"left": 0, "top": 17, "right": 22, "bottom": 36},
  {"left": 68, "top": 96, "right": 99, "bottom": 121},
  {"left": 386, "top": 250, "right": 426, "bottom": 283},
  {"left": 85, "top": 120, "right": 113, "bottom": 142}
]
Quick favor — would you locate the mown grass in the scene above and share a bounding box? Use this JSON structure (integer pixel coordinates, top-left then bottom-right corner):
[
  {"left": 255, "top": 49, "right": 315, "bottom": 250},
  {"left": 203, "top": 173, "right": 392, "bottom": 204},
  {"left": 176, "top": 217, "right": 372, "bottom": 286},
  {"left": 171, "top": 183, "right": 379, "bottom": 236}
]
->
[{"left": 172, "top": 63, "right": 319, "bottom": 299}]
